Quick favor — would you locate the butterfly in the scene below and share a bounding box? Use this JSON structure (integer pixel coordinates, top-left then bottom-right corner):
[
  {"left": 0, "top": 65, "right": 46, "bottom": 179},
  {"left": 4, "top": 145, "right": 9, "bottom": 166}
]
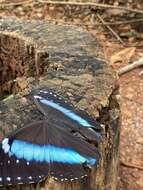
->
[{"left": 0, "top": 88, "right": 102, "bottom": 187}]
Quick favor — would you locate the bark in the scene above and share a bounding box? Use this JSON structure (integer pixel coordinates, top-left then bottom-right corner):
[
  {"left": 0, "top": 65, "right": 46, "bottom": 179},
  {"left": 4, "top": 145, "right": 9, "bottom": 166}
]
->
[{"left": 0, "top": 17, "right": 120, "bottom": 190}]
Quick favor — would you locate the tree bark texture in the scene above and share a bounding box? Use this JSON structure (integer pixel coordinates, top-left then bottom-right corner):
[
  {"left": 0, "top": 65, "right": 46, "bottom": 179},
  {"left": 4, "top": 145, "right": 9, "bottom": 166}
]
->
[{"left": 0, "top": 17, "right": 120, "bottom": 190}]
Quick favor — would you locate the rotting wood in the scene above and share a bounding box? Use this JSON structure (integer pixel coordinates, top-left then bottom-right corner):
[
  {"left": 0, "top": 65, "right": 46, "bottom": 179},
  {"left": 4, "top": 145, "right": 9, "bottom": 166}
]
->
[{"left": 0, "top": 17, "right": 120, "bottom": 190}]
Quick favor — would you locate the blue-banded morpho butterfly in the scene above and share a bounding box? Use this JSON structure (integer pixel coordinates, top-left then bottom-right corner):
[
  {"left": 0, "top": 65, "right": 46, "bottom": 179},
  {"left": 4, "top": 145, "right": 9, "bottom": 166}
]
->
[
  {"left": 0, "top": 88, "right": 101, "bottom": 187},
  {"left": 33, "top": 88, "right": 102, "bottom": 144}
]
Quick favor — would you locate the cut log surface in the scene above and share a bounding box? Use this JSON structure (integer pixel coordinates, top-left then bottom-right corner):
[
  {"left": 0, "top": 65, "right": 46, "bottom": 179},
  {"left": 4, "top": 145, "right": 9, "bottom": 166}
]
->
[{"left": 0, "top": 17, "right": 120, "bottom": 190}]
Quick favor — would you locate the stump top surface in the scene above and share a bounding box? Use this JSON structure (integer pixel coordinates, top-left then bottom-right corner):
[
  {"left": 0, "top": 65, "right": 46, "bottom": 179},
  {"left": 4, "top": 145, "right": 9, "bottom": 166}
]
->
[
  {"left": 0, "top": 17, "right": 101, "bottom": 56},
  {"left": 0, "top": 17, "right": 118, "bottom": 117}
]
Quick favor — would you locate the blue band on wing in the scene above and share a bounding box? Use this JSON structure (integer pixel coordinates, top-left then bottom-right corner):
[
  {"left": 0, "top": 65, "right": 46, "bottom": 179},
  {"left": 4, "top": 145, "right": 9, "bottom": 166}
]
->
[
  {"left": 10, "top": 140, "right": 96, "bottom": 165},
  {"left": 38, "top": 98, "right": 93, "bottom": 128}
]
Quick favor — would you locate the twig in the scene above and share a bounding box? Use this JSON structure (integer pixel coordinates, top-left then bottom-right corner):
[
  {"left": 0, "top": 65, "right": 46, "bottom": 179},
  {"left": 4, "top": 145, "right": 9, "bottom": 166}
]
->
[
  {"left": 93, "top": 18, "right": 143, "bottom": 26},
  {"left": 38, "top": 0, "right": 143, "bottom": 14},
  {"left": 120, "top": 160, "right": 143, "bottom": 170},
  {"left": 0, "top": 0, "right": 32, "bottom": 7},
  {"left": 97, "top": 14, "right": 124, "bottom": 44},
  {"left": 118, "top": 57, "right": 143, "bottom": 76},
  {"left": 38, "top": 17, "right": 143, "bottom": 28},
  {"left": 105, "top": 18, "right": 143, "bottom": 25},
  {"left": 88, "top": 18, "right": 143, "bottom": 26}
]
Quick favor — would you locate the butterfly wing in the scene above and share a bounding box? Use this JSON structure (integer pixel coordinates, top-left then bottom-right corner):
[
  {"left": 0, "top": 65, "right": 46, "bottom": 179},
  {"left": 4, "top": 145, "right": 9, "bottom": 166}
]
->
[
  {"left": 33, "top": 88, "right": 100, "bottom": 129},
  {"left": 0, "top": 148, "right": 48, "bottom": 187},
  {"left": 0, "top": 120, "right": 99, "bottom": 186},
  {"left": 32, "top": 88, "right": 102, "bottom": 143},
  {"left": 47, "top": 121, "right": 99, "bottom": 181}
]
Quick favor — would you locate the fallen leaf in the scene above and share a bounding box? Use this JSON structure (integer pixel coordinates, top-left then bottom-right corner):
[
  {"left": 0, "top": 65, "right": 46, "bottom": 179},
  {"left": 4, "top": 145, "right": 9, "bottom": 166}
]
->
[{"left": 110, "top": 47, "right": 136, "bottom": 65}]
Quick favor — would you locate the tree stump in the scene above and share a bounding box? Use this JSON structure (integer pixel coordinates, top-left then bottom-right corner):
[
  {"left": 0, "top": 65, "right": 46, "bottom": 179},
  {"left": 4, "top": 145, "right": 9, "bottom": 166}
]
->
[{"left": 0, "top": 17, "right": 120, "bottom": 190}]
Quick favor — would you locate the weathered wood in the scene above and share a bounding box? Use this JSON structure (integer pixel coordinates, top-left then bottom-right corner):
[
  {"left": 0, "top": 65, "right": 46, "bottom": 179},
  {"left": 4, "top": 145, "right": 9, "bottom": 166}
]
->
[{"left": 0, "top": 17, "right": 120, "bottom": 190}]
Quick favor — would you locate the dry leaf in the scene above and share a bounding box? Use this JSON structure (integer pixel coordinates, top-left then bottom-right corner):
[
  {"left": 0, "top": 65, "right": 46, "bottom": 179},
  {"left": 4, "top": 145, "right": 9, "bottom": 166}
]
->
[{"left": 110, "top": 47, "right": 136, "bottom": 65}]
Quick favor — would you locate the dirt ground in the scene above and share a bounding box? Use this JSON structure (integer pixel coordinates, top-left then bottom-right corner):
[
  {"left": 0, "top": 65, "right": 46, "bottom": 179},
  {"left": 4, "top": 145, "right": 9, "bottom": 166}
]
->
[{"left": 0, "top": 1, "right": 143, "bottom": 190}]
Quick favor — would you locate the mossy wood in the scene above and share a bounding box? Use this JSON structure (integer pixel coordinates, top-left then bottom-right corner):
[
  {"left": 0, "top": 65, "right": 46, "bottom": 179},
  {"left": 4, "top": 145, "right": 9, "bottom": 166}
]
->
[{"left": 0, "top": 17, "right": 120, "bottom": 190}]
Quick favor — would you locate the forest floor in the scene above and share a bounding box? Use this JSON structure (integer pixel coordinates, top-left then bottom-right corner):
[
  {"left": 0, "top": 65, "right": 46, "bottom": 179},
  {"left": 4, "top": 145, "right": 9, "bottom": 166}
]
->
[{"left": 0, "top": 1, "right": 143, "bottom": 189}]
